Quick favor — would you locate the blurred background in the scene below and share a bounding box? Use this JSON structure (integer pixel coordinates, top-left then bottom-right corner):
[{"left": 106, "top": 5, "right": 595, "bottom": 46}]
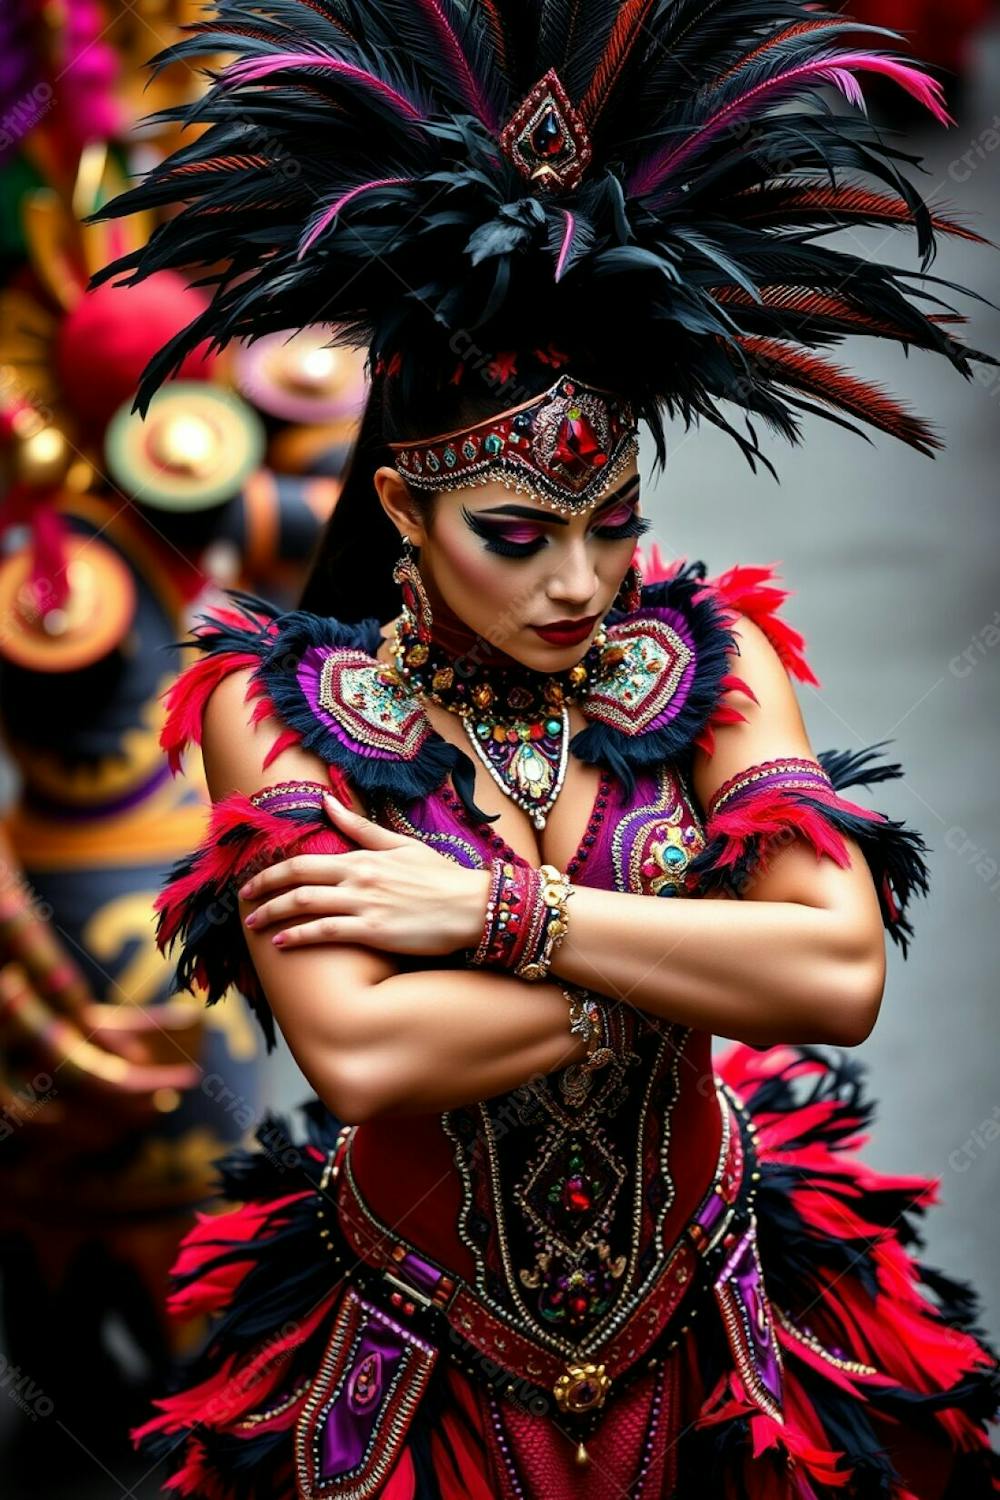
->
[{"left": 0, "top": 1, "right": 997, "bottom": 1494}]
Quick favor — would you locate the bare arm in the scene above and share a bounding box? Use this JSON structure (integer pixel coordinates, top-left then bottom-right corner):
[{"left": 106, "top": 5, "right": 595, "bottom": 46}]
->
[
  {"left": 202, "top": 669, "right": 588, "bottom": 1123},
  {"left": 549, "top": 617, "right": 887, "bottom": 1048}
]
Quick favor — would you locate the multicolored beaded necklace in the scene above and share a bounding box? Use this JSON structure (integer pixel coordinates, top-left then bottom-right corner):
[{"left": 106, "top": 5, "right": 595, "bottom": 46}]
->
[{"left": 389, "top": 608, "right": 614, "bottom": 829}]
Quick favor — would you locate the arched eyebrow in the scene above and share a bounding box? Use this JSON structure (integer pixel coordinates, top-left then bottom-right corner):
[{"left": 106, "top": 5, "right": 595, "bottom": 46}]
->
[{"left": 476, "top": 473, "right": 640, "bottom": 526}]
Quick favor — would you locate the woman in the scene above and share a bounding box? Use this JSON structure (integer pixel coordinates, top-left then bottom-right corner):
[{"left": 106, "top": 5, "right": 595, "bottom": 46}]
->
[{"left": 98, "top": 0, "right": 1000, "bottom": 1493}]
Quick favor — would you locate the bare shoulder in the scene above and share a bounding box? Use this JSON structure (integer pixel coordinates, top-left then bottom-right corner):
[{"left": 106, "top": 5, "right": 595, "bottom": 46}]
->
[
  {"left": 200, "top": 665, "right": 367, "bottom": 813},
  {"left": 691, "top": 612, "right": 815, "bottom": 812}
]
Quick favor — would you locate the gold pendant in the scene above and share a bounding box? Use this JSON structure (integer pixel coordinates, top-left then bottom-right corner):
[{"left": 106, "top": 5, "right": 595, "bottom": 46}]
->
[{"left": 553, "top": 1361, "right": 611, "bottom": 1414}]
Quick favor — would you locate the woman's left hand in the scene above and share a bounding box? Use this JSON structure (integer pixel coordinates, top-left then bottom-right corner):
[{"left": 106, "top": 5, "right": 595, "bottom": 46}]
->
[{"left": 238, "top": 793, "right": 490, "bottom": 957}]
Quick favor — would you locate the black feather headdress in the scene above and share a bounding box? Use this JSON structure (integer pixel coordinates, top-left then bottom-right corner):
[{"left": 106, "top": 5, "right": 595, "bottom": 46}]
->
[{"left": 94, "top": 0, "right": 992, "bottom": 468}]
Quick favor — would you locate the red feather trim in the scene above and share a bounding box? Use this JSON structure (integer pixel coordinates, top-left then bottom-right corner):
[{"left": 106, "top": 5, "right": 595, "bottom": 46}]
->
[
  {"left": 734, "top": 181, "right": 989, "bottom": 245},
  {"left": 634, "top": 541, "right": 685, "bottom": 586},
  {"left": 262, "top": 725, "right": 304, "bottom": 769},
  {"left": 705, "top": 785, "right": 886, "bottom": 876},
  {"left": 154, "top": 791, "right": 354, "bottom": 950},
  {"left": 159, "top": 651, "right": 261, "bottom": 775},
  {"left": 167, "top": 1194, "right": 312, "bottom": 1319},
  {"left": 428, "top": 1370, "right": 503, "bottom": 1500},
  {"left": 712, "top": 19, "right": 856, "bottom": 91},
  {"left": 166, "top": 154, "right": 269, "bottom": 178},
  {"left": 249, "top": 694, "right": 278, "bottom": 724},
  {"left": 715, "top": 284, "right": 948, "bottom": 344},
  {"left": 159, "top": 1438, "right": 235, "bottom": 1500},
  {"left": 695, "top": 1367, "right": 850, "bottom": 1491},
  {"left": 697, "top": 562, "right": 819, "bottom": 685},
  {"left": 580, "top": 0, "right": 659, "bottom": 125},
  {"left": 476, "top": 0, "right": 509, "bottom": 77},
  {"left": 134, "top": 1295, "right": 335, "bottom": 1441},
  {"left": 715, "top": 1041, "right": 1000, "bottom": 1462},
  {"left": 735, "top": 336, "right": 943, "bottom": 455}
]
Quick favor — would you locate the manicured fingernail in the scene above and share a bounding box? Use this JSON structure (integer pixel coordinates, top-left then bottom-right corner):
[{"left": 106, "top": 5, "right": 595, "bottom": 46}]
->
[
  {"left": 272, "top": 932, "right": 287, "bottom": 947},
  {"left": 238, "top": 882, "right": 252, "bottom": 898},
  {"left": 244, "top": 912, "right": 257, "bottom": 928}
]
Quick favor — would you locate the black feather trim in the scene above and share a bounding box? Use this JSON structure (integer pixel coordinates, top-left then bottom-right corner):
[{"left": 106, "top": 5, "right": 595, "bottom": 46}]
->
[{"left": 88, "top": 0, "right": 992, "bottom": 463}]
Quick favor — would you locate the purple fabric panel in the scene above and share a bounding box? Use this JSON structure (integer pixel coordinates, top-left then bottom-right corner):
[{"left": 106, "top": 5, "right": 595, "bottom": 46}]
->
[
  {"left": 720, "top": 768, "right": 832, "bottom": 808},
  {"left": 297, "top": 646, "right": 398, "bottom": 761},
  {"left": 402, "top": 765, "right": 668, "bottom": 890},
  {"left": 718, "top": 1229, "right": 783, "bottom": 1408},
  {"left": 574, "top": 766, "right": 666, "bottom": 893},
  {"left": 252, "top": 781, "right": 328, "bottom": 815},
  {"left": 403, "top": 792, "right": 487, "bottom": 869},
  {"left": 319, "top": 1313, "right": 405, "bottom": 1478},
  {"left": 693, "top": 1185, "right": 728, "bottom": 1237},
  {"left": 640, "top": 607, "right": 699, "bottom": 731}
]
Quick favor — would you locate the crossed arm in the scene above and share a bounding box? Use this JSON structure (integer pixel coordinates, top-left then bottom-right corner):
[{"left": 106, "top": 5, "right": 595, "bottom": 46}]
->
[{"left": 202, "top": 617, "right": 886, "bottom": 1123}]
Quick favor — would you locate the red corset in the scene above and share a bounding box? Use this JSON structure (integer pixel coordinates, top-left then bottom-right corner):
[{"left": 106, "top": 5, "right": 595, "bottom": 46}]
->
[{"left": 341, "top": 760, "right": 724, "bottom": 1357}]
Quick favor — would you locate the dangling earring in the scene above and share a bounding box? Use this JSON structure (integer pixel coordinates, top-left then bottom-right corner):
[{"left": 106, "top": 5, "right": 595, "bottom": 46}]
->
[
  {"left": 613, "top": 559, "right": 643, "bottom": 613},
  {"left": 392, "top": 535, "right": 434, "bottom": 643}
]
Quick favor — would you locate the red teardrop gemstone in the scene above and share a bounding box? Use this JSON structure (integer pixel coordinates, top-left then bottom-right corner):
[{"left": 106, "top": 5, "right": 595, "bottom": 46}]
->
[{"left": 531, "top": 107, "right": 567, "bottom": 161}]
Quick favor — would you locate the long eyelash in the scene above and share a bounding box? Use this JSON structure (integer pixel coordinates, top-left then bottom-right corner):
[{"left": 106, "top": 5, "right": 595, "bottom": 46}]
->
[
  {"left": 462, "top": 506, "right": 545, "bottom": 557},
  {"left": 592, "top": 512, "right": 652, "bottom": 541},
  {"left": 461, "top": 504, "right": 651, "bottom": 557},
  {"left": 483, "top": 535, "right": 547, "bottom": 558}
]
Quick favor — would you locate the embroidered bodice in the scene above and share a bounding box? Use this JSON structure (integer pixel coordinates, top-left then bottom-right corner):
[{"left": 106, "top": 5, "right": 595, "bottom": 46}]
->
[{"left": 352, "top": 757, "right": 723, "bottom": 1359}]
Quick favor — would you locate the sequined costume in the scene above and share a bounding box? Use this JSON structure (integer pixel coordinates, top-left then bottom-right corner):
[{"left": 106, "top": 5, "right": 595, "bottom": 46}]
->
[{"left": 133, "top": 559, "right": 1000, "bottom": 1498}]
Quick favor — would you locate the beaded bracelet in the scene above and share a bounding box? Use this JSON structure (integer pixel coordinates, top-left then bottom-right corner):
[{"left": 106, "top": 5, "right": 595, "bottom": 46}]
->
[
  {"left": 470, "top": 857, "right": 512, "bottom": 968},
  {"left": 516, "top": 863, "right": 573, "bottom": 982},
  {"left": 469, "top": 859, "right": 573, "bottom": 981}
]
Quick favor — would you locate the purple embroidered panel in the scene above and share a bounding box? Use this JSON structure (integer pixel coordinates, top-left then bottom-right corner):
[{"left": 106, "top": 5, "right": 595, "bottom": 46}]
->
[
  {"left": 297, "top": 646, "right": 431, "bottom": 762},
  {"left": 584, "top": 610, "right": 698, "bottom": 737},
  {"left": 392, "top": 760, "right": 707, "bottom": 897},
  {"left": 716, "top": 1227, "right": 784, "bottom": 1413},
  {"left": 320, "top": 1310, "right": 404, "bottom": 1478}
]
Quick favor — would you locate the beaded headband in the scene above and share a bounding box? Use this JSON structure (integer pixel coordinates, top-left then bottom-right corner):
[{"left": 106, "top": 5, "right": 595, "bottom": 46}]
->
[{"left": 386, "top": 374, "right": 640, "bottom": 516}]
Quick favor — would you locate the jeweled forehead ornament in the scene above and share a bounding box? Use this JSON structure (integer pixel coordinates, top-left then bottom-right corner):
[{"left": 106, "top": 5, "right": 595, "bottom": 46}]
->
[
  {"left": 499, "top": 68, "right": 593, "bottom": 194},
  {"left": 387, "top": 375, "right": 639, "bottom": 517}
]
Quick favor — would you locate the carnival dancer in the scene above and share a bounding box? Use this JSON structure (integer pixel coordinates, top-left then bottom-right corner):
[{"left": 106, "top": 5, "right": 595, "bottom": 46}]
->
[{"left": 94, "top": 0, "right": 1000, "bottom": 1494}]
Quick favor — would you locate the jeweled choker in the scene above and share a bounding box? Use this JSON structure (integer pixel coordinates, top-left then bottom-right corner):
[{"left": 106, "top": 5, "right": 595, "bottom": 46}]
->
[{"left": 389, "top": 608, "right": 613, "bottom": 829}]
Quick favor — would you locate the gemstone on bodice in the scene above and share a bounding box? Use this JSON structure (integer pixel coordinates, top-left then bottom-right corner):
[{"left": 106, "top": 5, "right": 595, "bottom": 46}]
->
[{"left": 516, "top": 1131, "right": 625, "bottom": 1256}]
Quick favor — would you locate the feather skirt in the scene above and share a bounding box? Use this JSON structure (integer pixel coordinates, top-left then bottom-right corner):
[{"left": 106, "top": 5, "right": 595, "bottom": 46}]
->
[{"left": 133, "top": 1043, "right": 1000, "bottom": 1498}]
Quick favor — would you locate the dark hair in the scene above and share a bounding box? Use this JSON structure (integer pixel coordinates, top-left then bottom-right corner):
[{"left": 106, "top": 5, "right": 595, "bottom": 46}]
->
[{"left": 297, "top": 338, "right": 636, "bottom": 621}]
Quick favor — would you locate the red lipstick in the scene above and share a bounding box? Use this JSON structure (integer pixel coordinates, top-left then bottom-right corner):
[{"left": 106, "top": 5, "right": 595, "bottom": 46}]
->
[{"left": 530, "top": 614, "right": 599, "bottom": 646}]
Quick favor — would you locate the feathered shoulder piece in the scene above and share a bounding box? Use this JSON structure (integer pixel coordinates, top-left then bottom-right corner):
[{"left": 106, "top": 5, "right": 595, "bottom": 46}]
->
[
  {"left": 573, "top": 549, "right": 820, "bottom": 783},
  {"left": 160, "top": 588, "right": 470, "bottom": 804},
  {"left": 163, "top": 567, "right": 804, "bottom": 808},
  {"left": 154, "top": 588, "right": 487, "bottom": 1046},
  {"left": 94, "top": 0, "right": 992, "bottom": 463},
  {"left": 605, "top": 549, "right": 929, "bottom": 952},
  {"left": 163, "top": 559, "right": 819, "bottom": 803}
]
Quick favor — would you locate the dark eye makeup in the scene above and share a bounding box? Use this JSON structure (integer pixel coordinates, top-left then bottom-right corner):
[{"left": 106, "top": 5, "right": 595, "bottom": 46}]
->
[{"left": 461, "top": 493, "right": 651, "bottom": 559}]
